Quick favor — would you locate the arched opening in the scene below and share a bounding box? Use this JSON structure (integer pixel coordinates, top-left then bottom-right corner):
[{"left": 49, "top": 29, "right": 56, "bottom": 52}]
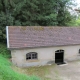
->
[
  {"left": 26, "top": 52, "right": 37, "bottom": 60},
  {"left": 55, "top": 49, "right": 64, "bottom": 64}
]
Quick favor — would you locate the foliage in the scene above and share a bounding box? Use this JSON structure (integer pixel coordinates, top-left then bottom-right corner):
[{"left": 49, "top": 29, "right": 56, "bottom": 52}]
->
[
  {"left": 0, "top": 42, "right": 11, "bottom": 58},
  {"left": 73, "top": 16, "right": 80, "bottom": 26},
  {"left": 66, "top": 15, "right": 77, "bottom": 26},
  {"left": 57, "top": 0, "right": 74, "bottom": 26},
  {"left": 0, "top": 0, "right": 75, "bottom": 42}
]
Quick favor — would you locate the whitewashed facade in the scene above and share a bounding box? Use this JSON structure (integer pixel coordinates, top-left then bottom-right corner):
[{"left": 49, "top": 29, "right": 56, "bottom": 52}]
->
[{"left": 11, "top": 45, "right": 80, "bottom": 67}]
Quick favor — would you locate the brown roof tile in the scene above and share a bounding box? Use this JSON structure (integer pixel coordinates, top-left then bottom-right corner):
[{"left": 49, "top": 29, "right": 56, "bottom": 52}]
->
[{"left": 7, "top": 26, "right": 80, "bottom": 49}]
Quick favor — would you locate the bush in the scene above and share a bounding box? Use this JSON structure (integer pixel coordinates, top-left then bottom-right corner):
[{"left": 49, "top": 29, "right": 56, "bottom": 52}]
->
[{"left": 0, "top": 43, "right": 11, "bottom": 58}]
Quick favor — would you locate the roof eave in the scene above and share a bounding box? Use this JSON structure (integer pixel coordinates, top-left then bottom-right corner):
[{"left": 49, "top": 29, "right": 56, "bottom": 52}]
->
[{"left": 7, "top": 44, "right": 80, "bottom": 50}]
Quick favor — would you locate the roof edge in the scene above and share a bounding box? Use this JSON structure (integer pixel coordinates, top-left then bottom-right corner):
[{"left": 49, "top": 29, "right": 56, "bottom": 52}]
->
[
  {"left": 8, "top": 44, "right": 80, "bottom": 50},
  {"left": 6, "top": 26, "right": 9, "bottom": 48}
]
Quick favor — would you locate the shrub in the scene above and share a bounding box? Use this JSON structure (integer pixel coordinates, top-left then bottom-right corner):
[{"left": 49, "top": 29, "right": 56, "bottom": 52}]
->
[{"left": 0, "top": 43, "right": 11, "bottom": 58}]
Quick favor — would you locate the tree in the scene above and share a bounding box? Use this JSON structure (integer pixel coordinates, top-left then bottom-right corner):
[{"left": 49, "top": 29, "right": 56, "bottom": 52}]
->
[
  {"left": 14, "top": 0, "right": 58, "bottom": 26},
  {"left": 0, "top": 0, "right": 75, "bottom": 42},
  {"left": 0, "top": 0, "right": 25, "bottom": 42},
  {"left": 57, "top": 0, "right": 74, "bottom": 26}
]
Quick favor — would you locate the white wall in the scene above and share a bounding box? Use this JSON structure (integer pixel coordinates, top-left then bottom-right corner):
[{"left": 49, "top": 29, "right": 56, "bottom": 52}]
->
[{"left": 11, "top": 45, "right": 80, "bottom": 67}]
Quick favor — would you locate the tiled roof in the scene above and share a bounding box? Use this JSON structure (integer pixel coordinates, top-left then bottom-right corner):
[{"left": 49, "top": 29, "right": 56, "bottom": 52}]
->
[{"left": 7, "top": 26, "right": 80, "bottom": 49}]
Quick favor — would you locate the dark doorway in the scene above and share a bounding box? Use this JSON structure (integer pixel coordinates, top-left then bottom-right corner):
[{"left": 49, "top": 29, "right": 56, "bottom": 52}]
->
[{"left": 55, "top": 50, "right": 64, "bottom": 64}]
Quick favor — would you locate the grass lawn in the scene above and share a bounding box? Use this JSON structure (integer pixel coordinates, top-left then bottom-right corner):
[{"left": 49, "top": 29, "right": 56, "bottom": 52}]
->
[{"left": 0, "top": 43, "right": 40, "bottom": 80}]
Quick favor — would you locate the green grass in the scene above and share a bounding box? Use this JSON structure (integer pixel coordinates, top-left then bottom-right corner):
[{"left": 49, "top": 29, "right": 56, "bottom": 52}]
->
[{"left": 0, "top": 43, "right": 40, "bottom": 80}]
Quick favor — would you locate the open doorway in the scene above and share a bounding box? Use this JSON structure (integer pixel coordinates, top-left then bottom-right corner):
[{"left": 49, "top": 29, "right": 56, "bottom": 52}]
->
[{"left": 55, "top": 50, "right": 65, "bottom": 64}]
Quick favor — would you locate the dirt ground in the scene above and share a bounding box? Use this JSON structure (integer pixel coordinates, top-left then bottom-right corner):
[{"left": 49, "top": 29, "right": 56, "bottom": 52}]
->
[
  {"left": 13, "top": 60, "right": 80, "bottom": 80},
  {"left": 45, "top": 60, "right": 80, "bottom": 80}
]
